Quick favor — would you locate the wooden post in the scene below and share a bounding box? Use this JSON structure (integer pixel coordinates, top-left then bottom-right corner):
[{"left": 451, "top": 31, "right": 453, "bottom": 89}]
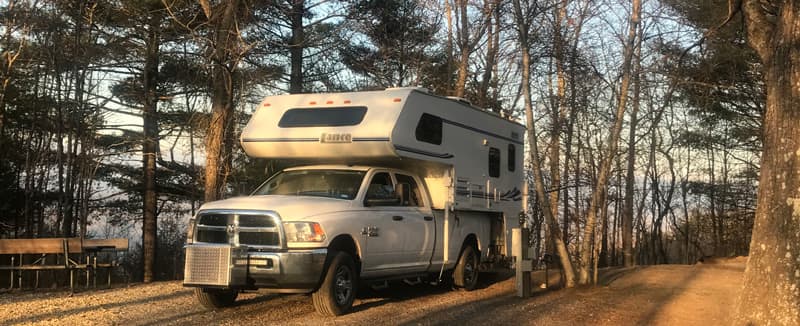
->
[
  {"left": 85, "top": 256, "right": 90, "bottom": 288},
  {"left": 63, "top": 239, "right": 73, "bottom": 292},
  {"left": 93, "top": 256, "right": 97, "bottom": 288},
  {"left": 17, "top": 254, "right": 21, "bottom": 289},
  {"left": 9, "top": 256, "right": 14, "bottom": 290}
]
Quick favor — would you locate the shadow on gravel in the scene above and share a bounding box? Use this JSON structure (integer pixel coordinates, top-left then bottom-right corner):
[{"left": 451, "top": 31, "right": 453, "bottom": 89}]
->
[
  {"left": 0, "top": 286, "right": 126, "bottom": 306},
  {"left": 636, "top": 266, "right": 702, "bottom": 325},
  {"left": 139, "top": 310, "right": 207, "bottom": 326},
  {"left": 597, "top": 266, "right": 640, "bottom": 286},
  {"left": 695, "top": 263, "right": 746, "bottom": 272},
  {"left": 351, "top": 271, "right": 514, "bottom": 313},
  {"left": 397, "top": 265, "right": 700, "bottom": 326},
  {"left": 232, "top": 292, "right": 281, "bottom": 307},
  {"left": 2, "top": 288, "right": 193, "bottom": 325}
]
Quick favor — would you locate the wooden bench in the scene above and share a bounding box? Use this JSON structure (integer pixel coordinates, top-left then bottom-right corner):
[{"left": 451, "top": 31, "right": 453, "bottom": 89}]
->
[{"left": 0, "top": 237, "right": 128, "bottom": 290}]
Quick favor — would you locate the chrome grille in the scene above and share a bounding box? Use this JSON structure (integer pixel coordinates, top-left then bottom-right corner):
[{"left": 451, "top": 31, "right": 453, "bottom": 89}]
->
[
  {"left": 184, "top": 246, "right": 231, "bottom": 286},
  {"left": 239, "top": 215, "right": 276, "bottom": 227},
  {"left": 196, "top": 229, "right": 227, "bottom": 243},
  {"left": 193, "top": 211, "right": 282, "bottom": 248},
  {"left": 198, "top": 214, "right": 228, "bottom": 226},
  {"left": 239, "top": 232, "right": 279, "bottom": 246}
]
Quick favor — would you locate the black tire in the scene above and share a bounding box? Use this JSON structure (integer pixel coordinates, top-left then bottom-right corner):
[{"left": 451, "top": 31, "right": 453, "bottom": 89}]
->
[
  {"left": 312, "top": 251, "right": 358, "bottom": 316},
  {"left": 453, "top": 245, "right": 479, "bottom": 290},
  {"left": 194, "top": 288, "right": 238, "bottom": 309}
]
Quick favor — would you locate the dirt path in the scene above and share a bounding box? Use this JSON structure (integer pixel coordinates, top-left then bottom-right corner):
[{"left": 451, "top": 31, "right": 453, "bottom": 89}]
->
[{"left": 0, "top": 260, "right": 745, "bottom": 325}]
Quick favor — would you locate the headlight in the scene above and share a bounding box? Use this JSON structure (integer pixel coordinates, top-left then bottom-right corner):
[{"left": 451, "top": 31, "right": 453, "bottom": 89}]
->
[
  {"left": 186, "top": 218, "right": 196, "bottom": 244},
  {"left": 283, "top": 222, "right": 326, "bottom": 242}
]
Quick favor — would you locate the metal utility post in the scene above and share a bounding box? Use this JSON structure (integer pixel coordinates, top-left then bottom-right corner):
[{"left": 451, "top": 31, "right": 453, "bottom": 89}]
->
[{"left": 513, "top": 183, "right": 532, "bottom": 297}]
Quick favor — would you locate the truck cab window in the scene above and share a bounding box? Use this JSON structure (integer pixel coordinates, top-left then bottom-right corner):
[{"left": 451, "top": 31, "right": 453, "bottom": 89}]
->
[
  {"left": 415, "top": 113, "right": 443, "bottom": 145},
  {"left": 365, "top": 172, "right": 399, "bottom": 206},
  {"left": 252, "top": 170, "right": 364, "bottom": 200},
  {"left": 395, "top": 174, "right": 423, "bottom": 207},
  {"left": 489, "top": 147, "right": 500, "bottom": 178}
]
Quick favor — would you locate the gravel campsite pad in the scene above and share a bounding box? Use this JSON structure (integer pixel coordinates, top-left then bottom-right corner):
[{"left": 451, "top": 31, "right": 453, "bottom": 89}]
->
[{"left": 0, "top": 258, "right": 745, "bottom": 325}]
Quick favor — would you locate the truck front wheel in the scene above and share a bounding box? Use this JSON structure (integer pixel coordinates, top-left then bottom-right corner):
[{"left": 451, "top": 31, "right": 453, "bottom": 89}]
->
[
  {"left": 312, "top": 251, "right": 358, "bottom": 316},
  {"left": 194, "top": 288, "right": 238, "bottom": 309},
  {"left": 453, "top": 245, "right": 479, "bottom": 290}
]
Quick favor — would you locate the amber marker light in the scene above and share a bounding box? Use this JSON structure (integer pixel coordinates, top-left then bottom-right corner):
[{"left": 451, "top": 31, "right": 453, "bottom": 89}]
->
[
  {"left": 326, "top": 100, "right": 334, "bottom": 104},
  {"left": 309, "top": 101, "right": 317, "bottom": 105},
  {"left": 344, "top": 100, "right": 351, "bottom": 104},
  {"left": 312, "top": 223, "right": 325, "bottom": 238},
  {"left": 393, "top": 98, "right": 402, "bottom": 102}
]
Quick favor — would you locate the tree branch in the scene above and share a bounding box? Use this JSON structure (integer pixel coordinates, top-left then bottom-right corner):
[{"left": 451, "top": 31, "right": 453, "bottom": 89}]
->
[
  {"left": 741, "top": 0, "right": 775, "bottom": 61},
  {"left": 679, "top": 0, "right": 743, "bottom": 60}
]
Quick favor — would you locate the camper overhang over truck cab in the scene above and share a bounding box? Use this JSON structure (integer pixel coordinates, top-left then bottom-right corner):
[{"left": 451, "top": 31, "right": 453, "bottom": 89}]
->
[{"left": 183, "top": 87, "right": 525, "bottom": 316}]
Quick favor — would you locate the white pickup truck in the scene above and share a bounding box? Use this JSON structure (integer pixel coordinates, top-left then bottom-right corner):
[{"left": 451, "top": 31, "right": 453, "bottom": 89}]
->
[{"left": 184, "top": 88, "right": 525, "bottom": 315}]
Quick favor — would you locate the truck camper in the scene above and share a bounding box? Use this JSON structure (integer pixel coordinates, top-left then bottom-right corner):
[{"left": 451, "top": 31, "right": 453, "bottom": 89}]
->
[{"left": 183, "top": 87, "right": 525, "bottom": 316}]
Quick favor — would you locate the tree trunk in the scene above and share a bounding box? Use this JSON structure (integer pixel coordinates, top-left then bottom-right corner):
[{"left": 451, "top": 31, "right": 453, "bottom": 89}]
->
[
  {"left": 444, "top": 0, "right": 454, "bottom": 93},
  {"left": 453, "top": 0, "right": 468, "bottom": 97},
  {"left": 142, "top": 14, "right": 160, "bottom": 283},
  {"left": 204, "top": 0, "right": 240, "bottom": 202},
  {"left": 599, "top": 191, "right": 609, "bottom": 267},
  {"left": 549, "top": 0, "right": 568, "bottom": 252},
  {"left": 736, "top": 1, "right": 800, "bottom": 323},
  {"left": 478, "top": 3, "right": 499, "bottom": 110},
  {"left": 289, "top": 0, "right": 304, "bottom": 94},
  {"left": 622, "top": 83, "right": 638, "bottom": 267},
  {"left": 622, "top": 28, "right": 642, "bottom": 267}
]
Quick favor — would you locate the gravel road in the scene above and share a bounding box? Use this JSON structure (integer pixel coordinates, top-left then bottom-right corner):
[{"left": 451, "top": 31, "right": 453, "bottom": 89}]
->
[{"left": 0, "top": 260, "right": 745, "bottom": 326}]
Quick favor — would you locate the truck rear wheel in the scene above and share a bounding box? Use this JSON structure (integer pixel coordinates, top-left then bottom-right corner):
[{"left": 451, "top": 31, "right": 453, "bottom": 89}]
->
[
  {"left": 312, "top": 251, "right": 357, "bottom": 316},
  {"left": 194, "top": 288, "right": 238, "bottom": 309},
  {"left": 453, "top": 245, "right": 479, "bottom": 290}
]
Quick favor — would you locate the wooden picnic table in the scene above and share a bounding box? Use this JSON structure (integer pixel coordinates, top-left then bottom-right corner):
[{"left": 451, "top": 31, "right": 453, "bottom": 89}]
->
[{"left": 0, "top": 237, "right": 128, "bottom": 290}]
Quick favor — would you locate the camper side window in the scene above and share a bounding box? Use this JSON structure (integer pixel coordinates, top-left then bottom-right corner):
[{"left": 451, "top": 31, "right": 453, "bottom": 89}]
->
[
  {"left": 489, "top": 147, "right": 500, "bottom": 178},
  {"left": 508, "top": 144, "right": 516, "bottom": 172},
  {"left": 278, "top": 107, "right": 367, "bottom": 127},
  {"left": 415, "top": 113, "right": 443, "bottom": 145}
]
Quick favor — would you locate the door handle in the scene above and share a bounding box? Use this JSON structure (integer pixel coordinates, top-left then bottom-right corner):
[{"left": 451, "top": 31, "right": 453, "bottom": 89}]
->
[
  {"left": 424, "top": 216, "right": 433, "bottom": 221},
  {"left": 392, "top": 215, "right": 403, "bottom": 221}
]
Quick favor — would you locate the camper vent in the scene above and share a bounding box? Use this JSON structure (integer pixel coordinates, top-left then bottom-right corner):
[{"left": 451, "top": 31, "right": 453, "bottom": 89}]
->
[
  {"left": 446, "top": 96, "right": 472, "bottom": 106},
  {"left": 385, "top": 87, "right": 429, "bottom": 93}
]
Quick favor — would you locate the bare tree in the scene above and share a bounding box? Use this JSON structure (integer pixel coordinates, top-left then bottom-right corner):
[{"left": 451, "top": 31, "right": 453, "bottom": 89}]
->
[
  {"left": 577, "top": 0, "right": 640, "bottom": 285},
  {"left": 512, "top": 0, "right": 576, "bottom": 288}
]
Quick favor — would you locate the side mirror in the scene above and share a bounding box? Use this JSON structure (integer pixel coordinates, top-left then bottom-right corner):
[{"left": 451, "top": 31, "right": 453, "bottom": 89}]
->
[
  {"left": 237, "top": 182, "right": 249, "bottom": 196},
  {"left": 395, "top": 183, "right": 411, "bottom": 206}
]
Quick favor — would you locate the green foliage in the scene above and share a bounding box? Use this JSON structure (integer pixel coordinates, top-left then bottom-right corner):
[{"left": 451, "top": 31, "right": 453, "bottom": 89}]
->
[
  {"left": 660, "top": 0, "right": 764, "bottom": 153},
  {"left": 340, "top": 0, "right": 444, "bottom": 88},
  {"left": 660, "top": 0, "right": 761, "bottom": 259}
]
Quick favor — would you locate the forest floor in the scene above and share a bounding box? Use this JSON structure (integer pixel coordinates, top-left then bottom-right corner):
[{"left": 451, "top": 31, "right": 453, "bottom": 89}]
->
[{"left": 0, "top": 257, "right": 746, "bottom": 325}]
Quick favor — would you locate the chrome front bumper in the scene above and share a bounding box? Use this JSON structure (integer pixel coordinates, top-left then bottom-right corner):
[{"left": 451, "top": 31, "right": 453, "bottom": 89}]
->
[{"left": 184, "top": 245, "right": 327, "bottom": 293}]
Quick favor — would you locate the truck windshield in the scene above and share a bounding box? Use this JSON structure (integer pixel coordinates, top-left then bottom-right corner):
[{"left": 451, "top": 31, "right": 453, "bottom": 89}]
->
[{"left": 252, "top": 170, "right": 365, "bottom": 200}]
